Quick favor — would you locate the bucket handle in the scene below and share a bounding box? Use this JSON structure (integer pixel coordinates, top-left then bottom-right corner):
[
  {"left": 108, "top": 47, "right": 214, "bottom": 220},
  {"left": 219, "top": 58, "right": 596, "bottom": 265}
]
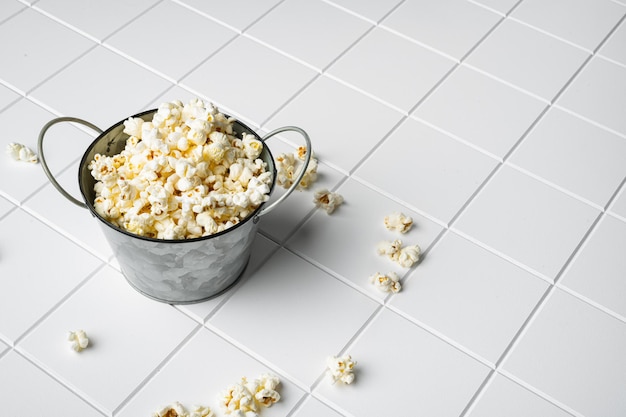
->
[
  {"left": 253, "top": 126, "right": 312, "bottom": 223},
  {"left": 37, "top": 117, "right": 104, "bottom": 209}
]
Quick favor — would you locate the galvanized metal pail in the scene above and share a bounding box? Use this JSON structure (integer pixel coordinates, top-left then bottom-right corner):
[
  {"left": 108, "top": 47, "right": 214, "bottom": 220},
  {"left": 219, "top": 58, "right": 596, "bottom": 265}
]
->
[{"left": 38, "top": 109, "right": 310, "bottom": 304}]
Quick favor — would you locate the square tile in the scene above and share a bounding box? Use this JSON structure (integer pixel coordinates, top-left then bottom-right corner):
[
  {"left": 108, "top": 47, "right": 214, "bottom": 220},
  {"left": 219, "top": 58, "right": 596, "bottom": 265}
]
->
[
  {"left": 502, "top": 289, "right": 626, "bottom": 417},
  {"left": 0, "top": 195, "right": 16, "bottom": 220},
  {"left": 247, "top": 0, "right": 371, "bottom": 71},
  {"left": 454, "top": 166, "right": 599, "bottom": 281},
  {"left": 327, "top": 27, "right": 455, "bottom": 112},
  {"left": 509, "top": 107, "right": 626, "bottom": 208},
  {"left": 29, "top": 45, "right": 172, "bottom": 128},
  {"left": 510, "top": 0, "right": 625, "bottom": 52},
  {"left": 354, "top": 118, "right": 498, "bottom": 224},
  {"left": 0, "top": 8, "right": 94, "bottom": 93},
  {"left": 286, "top": 178, "right": 444, "bottom": 298},
  {"left": 382, "top": 0, "right": 501, "bottom": 60},
  {"left": 0, "top": 1, "right": 25, "bottom": 23},
  {"left": 467, "top": 374, "right": 574, "bottom": 417},
  {"left": 117, "top": 327, "right": 305, "bottom": 417},
  {"left": 315, "top": 308, "right": 490, "bottom": 416},
  {"left": 290, "top": 396, "right": 344, "bottom": 417},
  {"left": 181, "top": 36, "right": 317, "bottom": 126},
  {"left": 466, "top": 19, "right": 590, "bottom": 101},
  {"left": 610, "top": 186, "right": 626, "bottom": 221},
  {"left": 599, "top": 18, "right": 626, "bottom": 65},
  {"left": 560, "top": 214, "right": 626, "bottom": 319},
  {"left": 324, "top": 0, "right": 403, "bottom": 23},
  {"left": 209, "top": 248, "right": 379, "bottom": 386},
  {"left": 413, "top": 65, "right": 546, "bottom": 159},
  {"left": 105, "top": 1, "right": 236, "bottom": 81},
  {"left": 0, "top": 83, "right": 21, "bottom": 112},
  {"left": 175, "top": 0, "right": 282, "bottom": 32},
  {"left": 18, "top": 265, "right": 197, "bottom": 414},
  {"left": 264, "top": 75, "right": 404, "bottom": 174},
  {"left": 390, "top": 232, "right": 548, "bottom": 364},
  {"left": 557, "top": 56, "right": 626, "bottom": 136},
  {"left": 468, "top": 0, "right": 519, "bottom": 14},
  {"left": 34, "top": 0, "right": 160, "bottom": 41},
  {"left": 0, "top": 350, "right": 103, "bottom": 416},
  {"left": 0, "top": 208, "right": 103, "bottom": 342}
]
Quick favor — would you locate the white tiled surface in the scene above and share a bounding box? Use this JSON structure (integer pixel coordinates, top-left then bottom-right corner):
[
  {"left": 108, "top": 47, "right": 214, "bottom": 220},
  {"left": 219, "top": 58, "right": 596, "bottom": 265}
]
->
[{"left": 1, "top": 1, "right": 625, "bottom": 417}]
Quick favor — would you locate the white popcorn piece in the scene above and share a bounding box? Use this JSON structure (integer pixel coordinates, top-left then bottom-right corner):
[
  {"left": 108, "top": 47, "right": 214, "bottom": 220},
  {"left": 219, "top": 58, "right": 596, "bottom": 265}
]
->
[
  {"left": 152, "top": 401, "right": 188, "bottom": 417},
  {"left": 219, "top": 373, "right": 281, "bottom": 416},
  {"left": 313, "top": 189, "right": 344, "bottom": 214},
  {"left": 376, "top": 239, "right": 421, "bottom": 268},
  {"left": 326, "top": 354, "right": 357, "bottom": 385},
  {"left": 370, "top": 271, "right": 401, "bottom": 293},
  {"left": 67, "top": 330, "right": 89, "bottom": 352},
  {"left": 6, "top": 142, "right": 38, "bottom": 163},
  {"left": 189, "top": 405, "right": 214, "bottom": 417},
  {"left": 275, "top": 146, "right": 318, "bottom": 190},
  {"left": 384, "top": 212, "right": 413, "bottom": 234}
]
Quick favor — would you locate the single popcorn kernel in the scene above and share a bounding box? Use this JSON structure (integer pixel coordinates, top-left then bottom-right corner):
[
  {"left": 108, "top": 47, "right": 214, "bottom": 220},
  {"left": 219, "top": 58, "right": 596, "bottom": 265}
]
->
[
  {"left": 67, "top": 330, "right": 89, "bottom": 352},
  {"left": 6, "top": 142, "right": 38, "bottom": 163},
  {"left": 384, "top": 212, "right": 413, "bottom": 234},
  {"left": 152, "top": 401, "right": 188, "bottom": 417},
  {"left": 313, "top": 188, "right": 344, "bottom": 214},
  {"left": 218, "top": 373, "right": 281, "bottom": 416},
  {"left": 327, "top": 354, "right": 357, "bottom": 385},
  {"left": 377, "top": 239, "right": 421, "bottom": 268},
  {"left": 370, "top": 271, "right": 401, "bottom": 293}
]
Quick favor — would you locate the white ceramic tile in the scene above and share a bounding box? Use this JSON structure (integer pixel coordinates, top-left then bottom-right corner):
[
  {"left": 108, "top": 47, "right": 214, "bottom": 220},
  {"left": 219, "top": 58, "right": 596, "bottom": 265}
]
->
[
  {"left": 0, "top": 8, "right": 94, "bottom": 93},
  {"left": 382, "top": 0, "right": 501, "bottom": 60},
  {"left": 117, "top": 326, "right": 305, "bottom": 417},
  {"left": 0, "top": 208, "right": 103, "bottom": 342},
  {"left": 175, "top": 0, "right": 281, "bottom": 32},
  {"left": 354, "top": 118, "right": 498, "bottom": 224},
  {"left": 455, "top": 166, "right": 599, "bottom": 281},
  {"left": 247, "top": 0, "right": 371, "bottom": 71},
  {"left": 29, "top": 45, "right": 172, "bottom": 128},
  {"left": 466, "top": 19, "right": 590, "bottom": 101},
  {"left": 0, "top": 350, "right": 103, "bottom": 416},
  {"left": 599, "top": 18, "right": 626, "bottom": 65},
  {"left": 557, "top": 56, "right": 626, "bottom": 136},
  {"left": 327, "top": 27, "right": 455, "bottom": 112},
  {"left": 18, "top": 265, "right": 197, "bottom": 414},
  {"left": 0, "top": 83, "right": 21, "bottom": 111},
  {"left": 105, "top": 1, "right": 236, "bottom": 81},
  {"left": 0, "top": 0, "right": 25, "bottom": 24},
  {"left": 257, "top": 139, "right": 347, "bottom": 243},
  {"left": 413, "top": 65, "right": 546, "bottom": 159},
  {"left": 325, "top": 0, "right": 402, "bottom": 23},
  {"left": 315, "top": 308, "right": 490, "bottom": 416},
  {"left": 0, "top": 195, "right": 16, "bottom": 219},
  {"left": 181, "top": 36, "right": 317, "bottom": 126},
  {"left": 559, "top": 214, "right": 626, "bottom": 319},
  {"left": 467, "top": 374, "right": 574, "bottom": 417},
  {"left": 22, "top": 161, "right": 114, "bottom": 261},
  {"left": 610, "top": 187, "right": 626, "bottom": 221},
  {"left": 502, "top": 289, "right": 626, "bottom": 417},
  {"left": 264, "top": 75, "right": 404, "bottom": 174},
  {"left": 468, "top": 0, "right": 519, "bottom": 15},
  {"left": 510, "top": 107, "right": 626, "bottom": 208},
  {"left": 34, "top": 0, "right": 160, "bottom": 41},
  {"left": 287, "top": 178, "right": 444, "bottom": 298},
  {"left": 177, "top": 233, "right": 279, "bottom": 323},
  {"left": 209, "top": 248, "right": 379, "bottom": 386},
  {"left": 390, "top": 232, "right": 548, "bottom": 364},
  {"left": 290, "top": 396, "right": 344, "bottom": 417},
  {"left": 510, "top": 0, "right": 625, "bottom": 52}
]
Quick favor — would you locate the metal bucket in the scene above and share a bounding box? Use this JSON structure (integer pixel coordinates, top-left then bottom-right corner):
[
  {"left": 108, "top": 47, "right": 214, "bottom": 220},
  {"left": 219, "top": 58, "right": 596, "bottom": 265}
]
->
[{"left": 38, "top": 109, "right": 310, "bottom": 304}]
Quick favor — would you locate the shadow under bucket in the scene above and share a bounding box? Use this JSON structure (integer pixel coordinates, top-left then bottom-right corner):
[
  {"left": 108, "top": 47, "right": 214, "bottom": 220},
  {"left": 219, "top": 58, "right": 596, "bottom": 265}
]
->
[{"left": 38, "top": 109, "right": 311, "bottom": 304}]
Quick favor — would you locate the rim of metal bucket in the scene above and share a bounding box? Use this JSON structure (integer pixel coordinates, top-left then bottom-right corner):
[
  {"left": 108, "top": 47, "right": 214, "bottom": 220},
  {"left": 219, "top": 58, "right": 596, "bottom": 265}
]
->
[{"left": 38, "top": 109, "right": 311, "bottom": 243}]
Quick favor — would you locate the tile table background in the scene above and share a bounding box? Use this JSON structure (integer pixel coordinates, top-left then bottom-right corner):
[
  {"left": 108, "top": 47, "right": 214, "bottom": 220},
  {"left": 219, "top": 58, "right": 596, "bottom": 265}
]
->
[{"left": 1, "top": 1, "right": 625, "bottom": 416}]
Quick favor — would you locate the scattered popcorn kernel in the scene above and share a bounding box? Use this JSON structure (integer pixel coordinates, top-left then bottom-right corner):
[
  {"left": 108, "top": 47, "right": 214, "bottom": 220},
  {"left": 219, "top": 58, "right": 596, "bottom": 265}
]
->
[
  {"left": 275, "top": 147, "right": 318, "bottom": 190},
  {"left": 377, "top": 240, "right": 421, "bottom": 268},
  {"left": 67, "top": 330, "right": 89, "bottom": 352},
  {"left": 370, "top": 271, "right": 401, "bottom": 293},
  {"left": 152, "top": 401, "right": 188, "bottom": 417},
  {"left": 313, "top": 188, "right": 344, "bottom": 214},
  {"left": 249, "top": 373, "right": 281, "bottom": 408},
  {"left": 6, "top": 142, "right": 38, "bottom": 163},
  {"left": 190, "top": 405, "right": 214, "bottom": 417},
  {"left": 384, "top": 212, "right": 413, "bottom": 234},
  {"left": 326, "top": 354, "right": 356, "bottom": 385},
  {"left": 219, "top": 373, "right": 281, "bottom": 416}
]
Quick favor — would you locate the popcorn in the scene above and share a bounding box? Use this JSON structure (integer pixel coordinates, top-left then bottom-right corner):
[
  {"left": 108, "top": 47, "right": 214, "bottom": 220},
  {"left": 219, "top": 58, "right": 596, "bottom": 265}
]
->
[
  {"left": 377, "top": 239, "right": 421, "bottom": 268},
  {"left": 219, "top": 374, "right": 281, "bottom": 416},
  {"left": 384, "top": 212, "right": 413, "bottom": 234},
  {"left": 67, "top": 330, "right": 89, "bottom": 352},
  {"left": 6, "top": 142, "right": 38, "bottom": 163},
  {"left": 88, "top": 99, "right": 273, "bottom": 239},
  {"left": 313, "top": 189, "right": 344, "bottom": 214},
  {"left": 152, "top": 401, "right": 188, "bottom": 417},
  {"left": 370, "top": 271, "right": 401, "bottom": 293},
  {"left": 189, "top": 405, "right": 214, "bottom": 417},
  {"left": 275, "top": 146, "right": 318, "bottom": 190},
  {"left": 326, "top": 354, "right": 356, "bottom": 385}
]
